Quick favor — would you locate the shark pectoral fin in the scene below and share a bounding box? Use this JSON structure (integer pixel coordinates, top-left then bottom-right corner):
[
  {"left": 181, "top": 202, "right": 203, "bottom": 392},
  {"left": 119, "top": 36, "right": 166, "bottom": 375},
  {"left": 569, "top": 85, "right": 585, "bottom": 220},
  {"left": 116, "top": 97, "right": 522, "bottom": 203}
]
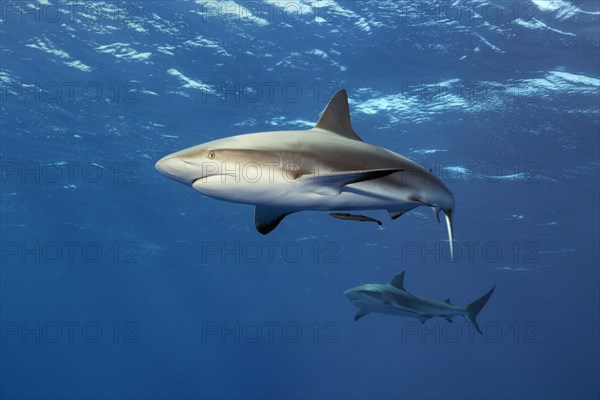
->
[
  {"left": 354, "top": 309, "right": 370, "bottom": 321},
  {"left": 315, "top": 89, "right": 363, "bottom": 141},
  {"left": 315, "top": 169, "right": 403, "bottom": 195},
  {"left": 390, "top": 271, "right": 406, "bottom": 291},
  {"left": 254, "top": 206, "right": 294, "bottom": 235}
]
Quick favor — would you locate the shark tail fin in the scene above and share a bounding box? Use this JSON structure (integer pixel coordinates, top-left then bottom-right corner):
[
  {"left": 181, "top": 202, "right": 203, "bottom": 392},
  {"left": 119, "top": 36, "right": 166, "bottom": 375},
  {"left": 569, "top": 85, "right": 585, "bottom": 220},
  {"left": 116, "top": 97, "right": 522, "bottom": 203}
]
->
[
  {"left": 464, "top": 286, "right": 495, "bottom": 335},
  {"left": 443, "top": 209, "right": 454, "bottom": 260}
]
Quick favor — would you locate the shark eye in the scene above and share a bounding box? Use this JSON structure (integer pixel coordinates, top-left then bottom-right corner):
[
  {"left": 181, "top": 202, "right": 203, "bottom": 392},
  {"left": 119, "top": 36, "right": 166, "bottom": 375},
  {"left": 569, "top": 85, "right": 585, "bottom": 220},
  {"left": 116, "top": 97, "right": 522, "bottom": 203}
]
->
[{"left": 207, "top": 150, "right": 216, "bottom": 159}]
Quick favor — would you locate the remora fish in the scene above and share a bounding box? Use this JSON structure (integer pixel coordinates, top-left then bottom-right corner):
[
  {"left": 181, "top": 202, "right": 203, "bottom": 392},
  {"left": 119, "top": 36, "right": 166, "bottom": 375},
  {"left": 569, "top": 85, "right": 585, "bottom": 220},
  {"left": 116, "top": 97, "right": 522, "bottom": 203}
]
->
[
  {"left": 330, "top": 213, "right": 382, "bottom": 226},
  {"left": 344, "top": 271, "right": 495, "bottom": 335},
  {"left": 156, "top": 90, "right": 455, "bottom": 256}
]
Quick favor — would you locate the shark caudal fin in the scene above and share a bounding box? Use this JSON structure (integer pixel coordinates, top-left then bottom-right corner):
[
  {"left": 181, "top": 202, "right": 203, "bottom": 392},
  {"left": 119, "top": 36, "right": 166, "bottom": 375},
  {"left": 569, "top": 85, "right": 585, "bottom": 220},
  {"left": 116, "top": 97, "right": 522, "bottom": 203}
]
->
[
  {"left": 443, "top": 209, "right": 454, "bottom": 260},
  {"left": 464, "top": 286, "right": 495, "bottom": 335}
]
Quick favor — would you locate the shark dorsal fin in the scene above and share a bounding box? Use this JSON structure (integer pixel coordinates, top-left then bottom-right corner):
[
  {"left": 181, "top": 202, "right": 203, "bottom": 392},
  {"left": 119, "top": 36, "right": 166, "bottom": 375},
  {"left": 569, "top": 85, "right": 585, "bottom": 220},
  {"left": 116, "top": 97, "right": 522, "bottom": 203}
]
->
[
  {"left": 315, "top": 89, "right": 363, "bottom": 141},
  {"left": 390, "top": 271, "right": 406, "bottom": 291}
]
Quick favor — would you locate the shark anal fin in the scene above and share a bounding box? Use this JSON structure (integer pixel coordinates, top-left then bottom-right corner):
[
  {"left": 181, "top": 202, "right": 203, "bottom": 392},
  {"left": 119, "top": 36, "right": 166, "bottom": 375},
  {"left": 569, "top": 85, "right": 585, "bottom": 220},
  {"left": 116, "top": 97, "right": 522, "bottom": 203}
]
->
[
  {"left": 315, "top": 89, "right": 363, "bottom": 141},
  {"left": 388, "top": 210, "right": 407, "bottom": 220},
  {"left": 315, "top": 169, "right": 403, "bottom": 195},
  {"left": 354, "top": 309, "right": 370, "bottom": 321},
  {"left": 254, "top": 206, "right": 293, "bottom": 235},
  {"left": 390, "top": 271, "right": 406, "bottom": 291}
]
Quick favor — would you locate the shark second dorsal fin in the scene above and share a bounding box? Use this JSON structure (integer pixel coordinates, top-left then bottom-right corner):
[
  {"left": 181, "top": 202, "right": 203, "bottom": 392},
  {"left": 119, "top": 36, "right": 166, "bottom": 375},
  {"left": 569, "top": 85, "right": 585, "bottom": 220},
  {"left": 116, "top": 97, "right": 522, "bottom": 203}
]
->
[
  {"left": 390, "top": 271, "right": 406, "bottom": 291},
  {"left": 254, "top": 206, "right": 293, "bottom": 235},
  {"left": 315, "top": 89, "right": 363, "bottom": 141}
]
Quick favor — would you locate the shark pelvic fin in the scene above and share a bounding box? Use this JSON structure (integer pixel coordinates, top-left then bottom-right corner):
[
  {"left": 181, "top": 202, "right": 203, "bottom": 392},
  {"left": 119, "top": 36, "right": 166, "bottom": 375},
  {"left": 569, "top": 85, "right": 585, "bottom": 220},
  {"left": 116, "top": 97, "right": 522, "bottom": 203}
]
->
[
  {"left": 390, "top": 271, "right": 406, "bottom": 291},
  {"left": 315, "top": 89, "right": 363, "bottom": 141},
  {"left": 444, "top": 317, "right": 453, "bottom": 323},
  {"left": 354, "top": 309, "right": 370, "bottom": 321},
  {"left": 444, "top": 299, "right": 453, "bottom": 305},
  {"left": 314, "top": 168, "right": 403, "bottom": 195},
  {"left": 254, "top": 206, "right": 294, "bottom": 235}
]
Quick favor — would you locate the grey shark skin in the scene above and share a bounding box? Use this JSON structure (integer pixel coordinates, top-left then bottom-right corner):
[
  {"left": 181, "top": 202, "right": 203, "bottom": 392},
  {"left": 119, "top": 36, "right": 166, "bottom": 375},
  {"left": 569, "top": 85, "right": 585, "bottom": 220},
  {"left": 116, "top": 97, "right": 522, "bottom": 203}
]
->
[
  {"left": 344, "top": 271, "right": 495, "bottom": 335},
  {"left": 156, "top": 89, "right": 455, "bottom": 255}
]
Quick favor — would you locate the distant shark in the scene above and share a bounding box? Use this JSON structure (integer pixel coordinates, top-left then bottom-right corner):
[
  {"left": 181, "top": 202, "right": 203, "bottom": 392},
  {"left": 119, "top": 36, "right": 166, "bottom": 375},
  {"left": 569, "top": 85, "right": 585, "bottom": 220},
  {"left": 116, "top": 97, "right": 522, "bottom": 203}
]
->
[
  {"left": 344, "top": 271, "right": 495, "bottom": 334},
  {"left": 156, "top": 90, "right": 455, "bottom": 256}
]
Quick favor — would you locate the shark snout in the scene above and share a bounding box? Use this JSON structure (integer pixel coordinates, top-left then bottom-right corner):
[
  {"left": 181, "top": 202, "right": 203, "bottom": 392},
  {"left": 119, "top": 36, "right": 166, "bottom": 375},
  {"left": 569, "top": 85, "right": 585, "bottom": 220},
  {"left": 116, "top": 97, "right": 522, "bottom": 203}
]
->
[
  {"left": 344, "top": 287, "right": 373, "bottom": 302},
  {"left": 344, "top": 289, "right": 366, "bottom": 307},
  {"left": 156, "top": 155, "right": 193, "bottom": 185},
  {"left": 343, "top": 289, "right": 363, "bottom": 302},
  {"left": 155, "top": 155, "right": 179, "bottom": 175}
]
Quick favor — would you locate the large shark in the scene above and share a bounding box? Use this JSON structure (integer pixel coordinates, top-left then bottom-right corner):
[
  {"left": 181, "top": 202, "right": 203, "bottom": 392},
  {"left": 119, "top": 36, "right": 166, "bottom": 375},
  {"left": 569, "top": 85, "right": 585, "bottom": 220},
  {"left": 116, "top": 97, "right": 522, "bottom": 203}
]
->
[
  {"left": 344, "top": 271, "right": 495, "bottom": 334},
  {"left": 156, "top": 90, "right": 455, "bottom": 255}
]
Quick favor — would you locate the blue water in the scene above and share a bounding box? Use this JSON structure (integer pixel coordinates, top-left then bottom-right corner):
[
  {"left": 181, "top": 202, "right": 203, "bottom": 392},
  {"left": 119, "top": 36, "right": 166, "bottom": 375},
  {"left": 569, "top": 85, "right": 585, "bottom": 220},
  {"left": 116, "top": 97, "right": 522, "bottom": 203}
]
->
[{"left": 1, "top": 1, "right": 599, "bottom": 399}]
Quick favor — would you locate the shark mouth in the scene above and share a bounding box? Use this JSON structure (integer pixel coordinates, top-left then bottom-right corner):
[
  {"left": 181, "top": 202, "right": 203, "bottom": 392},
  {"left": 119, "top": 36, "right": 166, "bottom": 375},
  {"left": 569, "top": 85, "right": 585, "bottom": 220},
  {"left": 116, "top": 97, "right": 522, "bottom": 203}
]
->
[{"left": 193, "top": 173, "right": 237, "bottom": 185}]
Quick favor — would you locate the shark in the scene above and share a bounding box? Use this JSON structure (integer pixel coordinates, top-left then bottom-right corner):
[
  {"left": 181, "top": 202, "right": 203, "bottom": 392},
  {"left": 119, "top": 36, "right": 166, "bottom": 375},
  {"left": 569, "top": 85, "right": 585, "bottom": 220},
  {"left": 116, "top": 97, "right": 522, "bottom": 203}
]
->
[
  {"left": 156, "top": 89, "right": 455, "bottom": 256},
  {"left": 344, "top": 271, "right": 495, "bottom": 334}
]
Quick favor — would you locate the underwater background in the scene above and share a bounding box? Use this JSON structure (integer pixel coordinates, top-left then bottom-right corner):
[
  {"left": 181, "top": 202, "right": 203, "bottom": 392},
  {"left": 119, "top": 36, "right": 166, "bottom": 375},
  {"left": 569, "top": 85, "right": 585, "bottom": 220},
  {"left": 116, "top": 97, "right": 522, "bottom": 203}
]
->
[{"left": 1, "top": 1, "right": 599, "bottom": 399}]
